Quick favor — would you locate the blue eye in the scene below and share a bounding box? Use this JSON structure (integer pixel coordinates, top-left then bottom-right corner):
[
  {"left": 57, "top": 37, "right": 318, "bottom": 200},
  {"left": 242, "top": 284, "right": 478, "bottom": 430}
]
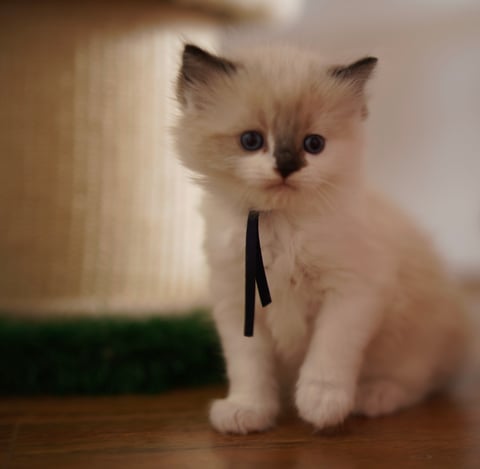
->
[
  {"left": 303, "top": 134, "right": 325, "bottom": 154},
  {"left": 240, "top": 131, "right": 264, "bottom": 151}
]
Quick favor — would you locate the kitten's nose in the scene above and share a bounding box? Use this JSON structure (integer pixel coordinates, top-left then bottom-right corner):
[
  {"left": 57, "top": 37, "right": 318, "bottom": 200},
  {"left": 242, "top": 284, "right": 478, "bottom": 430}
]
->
[
  {"left": 276, "top": 165, "right": 296, "bottom": 179},
  {"left": 274, "top": 149, "right": 304, "bottom": 179}
]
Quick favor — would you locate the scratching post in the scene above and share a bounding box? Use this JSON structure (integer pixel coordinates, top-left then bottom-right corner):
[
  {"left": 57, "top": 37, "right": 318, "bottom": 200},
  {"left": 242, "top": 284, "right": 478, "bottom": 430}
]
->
[{"left": 0, "top": 1, "right": 217, "bottom": 314}]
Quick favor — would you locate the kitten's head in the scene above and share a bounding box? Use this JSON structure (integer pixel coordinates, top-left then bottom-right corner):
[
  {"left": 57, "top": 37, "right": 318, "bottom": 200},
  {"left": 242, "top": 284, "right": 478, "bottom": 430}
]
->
[{"left": 174, "top": 44, "right": 377, "bottom": 211}]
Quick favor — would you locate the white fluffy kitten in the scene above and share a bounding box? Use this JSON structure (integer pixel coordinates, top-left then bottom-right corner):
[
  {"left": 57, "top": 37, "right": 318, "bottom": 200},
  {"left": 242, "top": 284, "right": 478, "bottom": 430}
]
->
[{"left": 174, "top": 44, "right": 469, "bottom": 434}]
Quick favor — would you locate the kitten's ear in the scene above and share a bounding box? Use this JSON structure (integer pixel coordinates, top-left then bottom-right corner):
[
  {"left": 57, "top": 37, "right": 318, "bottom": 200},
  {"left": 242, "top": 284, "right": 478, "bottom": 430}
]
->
[
  {"left": 177, "top": 44, "right": 237, "bottom": 108},
  {"left": 329, "top": 57, "right": 378, "bottom": 93}
]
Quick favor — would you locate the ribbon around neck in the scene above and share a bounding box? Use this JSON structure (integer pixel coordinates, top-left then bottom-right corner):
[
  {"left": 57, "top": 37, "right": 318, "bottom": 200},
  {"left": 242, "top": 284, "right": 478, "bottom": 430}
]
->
[{"left": 244, "top": 211, "right": 272, "bottom": 337}]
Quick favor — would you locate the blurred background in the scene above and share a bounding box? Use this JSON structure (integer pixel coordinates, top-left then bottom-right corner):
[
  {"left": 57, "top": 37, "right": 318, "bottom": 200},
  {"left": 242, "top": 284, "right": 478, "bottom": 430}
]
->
[{"left": 1, "top": 0, "right": 479, "bottom": 319}]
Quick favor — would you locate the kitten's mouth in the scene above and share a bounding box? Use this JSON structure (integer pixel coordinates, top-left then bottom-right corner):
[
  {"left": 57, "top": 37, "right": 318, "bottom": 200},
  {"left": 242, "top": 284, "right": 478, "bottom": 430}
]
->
[{"left": 264, "top": 180, "right": 297, "bottom": 191}]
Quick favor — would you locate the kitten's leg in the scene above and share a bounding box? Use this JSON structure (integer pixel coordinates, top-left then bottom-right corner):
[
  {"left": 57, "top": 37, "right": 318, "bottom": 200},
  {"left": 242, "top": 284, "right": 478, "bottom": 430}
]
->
[
  {"left": 210, "top": 301, "right": 279, "bottom": 434},
  {"left": 296, "top": 290, "right": 381, "bottom": 429},
  {"left": 354, "top": 300, "right": 468, "bottom": 417}
]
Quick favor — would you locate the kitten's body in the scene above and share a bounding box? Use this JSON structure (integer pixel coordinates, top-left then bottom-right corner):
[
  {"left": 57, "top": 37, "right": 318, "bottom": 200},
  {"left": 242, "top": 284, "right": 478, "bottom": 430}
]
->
[{"left": 175, "top": 44, "right": 468, "bottom": 433}]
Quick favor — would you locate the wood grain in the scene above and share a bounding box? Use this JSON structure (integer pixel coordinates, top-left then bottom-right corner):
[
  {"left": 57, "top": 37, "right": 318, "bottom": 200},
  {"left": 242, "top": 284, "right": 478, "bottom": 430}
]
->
[{"left": 0, "top": 424, "right": 15, "bottom": 468}]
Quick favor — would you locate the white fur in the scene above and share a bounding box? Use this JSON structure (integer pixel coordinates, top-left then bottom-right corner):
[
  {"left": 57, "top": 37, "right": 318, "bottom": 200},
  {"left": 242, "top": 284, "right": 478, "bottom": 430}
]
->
[
  {"left": 202, "top": 187, "right": 467, "bottom": 434},
  {"left": 175, "top": 45, "right": 469, "bottom": 434}
]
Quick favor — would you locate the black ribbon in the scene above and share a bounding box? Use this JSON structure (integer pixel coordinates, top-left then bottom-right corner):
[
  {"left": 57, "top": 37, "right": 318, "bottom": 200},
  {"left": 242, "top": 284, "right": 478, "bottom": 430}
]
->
[{"left": 244, "top": 211, "right": 272, "bottom": 337}]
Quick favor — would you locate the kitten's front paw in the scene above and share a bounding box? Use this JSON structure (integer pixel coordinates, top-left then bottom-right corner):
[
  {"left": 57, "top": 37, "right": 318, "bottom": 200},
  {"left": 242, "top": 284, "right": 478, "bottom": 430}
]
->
[
  {"left": 209, "top": 398, "right": 278, "bottom": 434},
  {"left": 296, "top": 380, "right": 353, "bottom": 429}
]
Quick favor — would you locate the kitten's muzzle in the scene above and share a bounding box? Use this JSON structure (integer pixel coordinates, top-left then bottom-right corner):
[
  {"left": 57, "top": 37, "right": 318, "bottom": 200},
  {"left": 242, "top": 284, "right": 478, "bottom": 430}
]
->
[{"left": 274, "top": 148, "right": 305, "bottom": 179}]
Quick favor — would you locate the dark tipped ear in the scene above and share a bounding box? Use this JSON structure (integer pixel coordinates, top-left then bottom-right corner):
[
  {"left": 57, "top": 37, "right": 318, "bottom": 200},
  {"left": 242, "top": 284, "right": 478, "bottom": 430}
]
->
[
  {"left": 329, "top": 57, "right": 378, "bottom": 93},
  {"left": 177, "top": 44, "right": 237, "bottom": 107}
]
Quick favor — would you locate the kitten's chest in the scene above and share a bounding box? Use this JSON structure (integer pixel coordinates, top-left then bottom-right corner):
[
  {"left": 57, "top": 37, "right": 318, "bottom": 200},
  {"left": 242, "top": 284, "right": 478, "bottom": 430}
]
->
[
  {"left": 259, "top": 213, "right": 321, "bottom": 360},
  {"left": 259, "top": 213, "right": 316, "bottom": 292}
]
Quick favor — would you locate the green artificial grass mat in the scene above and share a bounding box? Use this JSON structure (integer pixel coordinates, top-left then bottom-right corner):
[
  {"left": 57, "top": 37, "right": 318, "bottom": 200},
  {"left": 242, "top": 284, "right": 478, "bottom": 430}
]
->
[{"left": 0, "top": 312, "right": 225, "bottom": 396}]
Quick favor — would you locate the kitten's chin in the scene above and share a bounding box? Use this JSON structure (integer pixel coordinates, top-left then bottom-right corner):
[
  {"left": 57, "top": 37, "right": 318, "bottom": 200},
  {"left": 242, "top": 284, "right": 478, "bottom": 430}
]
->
[{"left": 250, "top": 181, "right": 302, "bottom": 211}]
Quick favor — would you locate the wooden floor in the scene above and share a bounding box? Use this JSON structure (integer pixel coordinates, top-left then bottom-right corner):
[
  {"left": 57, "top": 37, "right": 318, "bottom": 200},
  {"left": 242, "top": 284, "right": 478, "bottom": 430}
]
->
[
  {"left": 1, "top": 377, "right": 480, "bottom": 469},
  {"left": 2, "top": 286, "right": 480, "bottom": 469},
  {"left": 0, "top": 379, "right": 480, "bottom": 469}
]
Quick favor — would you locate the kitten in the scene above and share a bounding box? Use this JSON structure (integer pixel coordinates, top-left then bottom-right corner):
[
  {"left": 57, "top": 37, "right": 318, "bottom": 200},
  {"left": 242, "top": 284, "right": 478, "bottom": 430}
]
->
[{"left": 174, "top": 43, "right": 469, "bottom": 434}]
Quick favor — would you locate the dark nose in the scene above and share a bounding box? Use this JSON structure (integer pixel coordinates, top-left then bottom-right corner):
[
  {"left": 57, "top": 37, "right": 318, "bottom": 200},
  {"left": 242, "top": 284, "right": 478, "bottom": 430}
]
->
[{"left": 274, "top": 150, "right": 304, "bottom": 179}]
